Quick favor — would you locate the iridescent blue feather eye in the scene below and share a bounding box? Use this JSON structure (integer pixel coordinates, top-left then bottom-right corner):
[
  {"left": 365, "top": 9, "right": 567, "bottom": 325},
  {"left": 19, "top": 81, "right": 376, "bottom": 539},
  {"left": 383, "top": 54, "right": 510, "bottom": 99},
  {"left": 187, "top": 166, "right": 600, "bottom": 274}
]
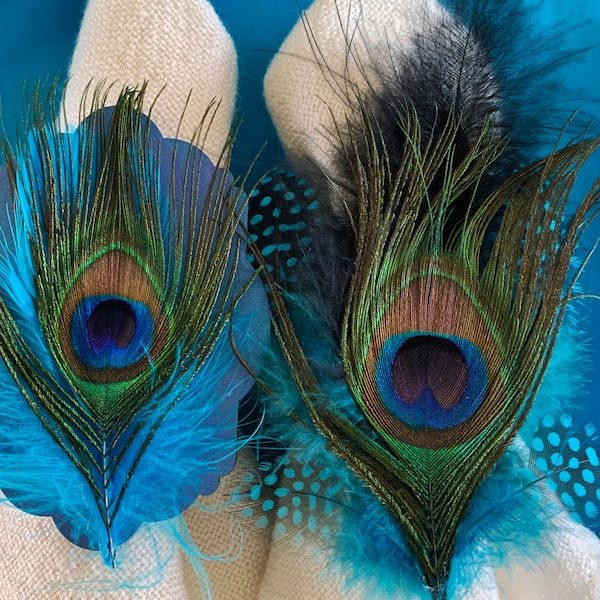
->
[
  {"left": 376, "top": 333, "right": 487, "bottom": 429},
  {"left": 71, "top": 295, "right": 152, "bottom": 369}
]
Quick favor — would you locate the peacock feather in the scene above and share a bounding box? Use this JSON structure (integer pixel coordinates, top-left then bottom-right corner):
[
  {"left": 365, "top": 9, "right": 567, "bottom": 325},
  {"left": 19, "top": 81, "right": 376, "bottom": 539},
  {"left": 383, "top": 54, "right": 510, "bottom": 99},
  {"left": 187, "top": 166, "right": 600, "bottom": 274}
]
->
[
  {"left": 251, "top": 108, "right": 600, "bottom": 597},
  {"left": 0, "top": 85, "right": 268, "bottom": 565}
]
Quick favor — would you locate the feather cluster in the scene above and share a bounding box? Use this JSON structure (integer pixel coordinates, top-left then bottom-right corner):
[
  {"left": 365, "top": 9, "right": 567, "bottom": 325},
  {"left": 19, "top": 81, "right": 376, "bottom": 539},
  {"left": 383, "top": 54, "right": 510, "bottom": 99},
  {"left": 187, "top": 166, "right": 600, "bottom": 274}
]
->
[
  {"left": 252, "top": 107, "right": 600, "bottom": 600},
  {"left": 0, "top": 87, "right": 268, "bottom": 565},
  {"left": 244, "top": 0, "right": 600, "bottom": 597}
]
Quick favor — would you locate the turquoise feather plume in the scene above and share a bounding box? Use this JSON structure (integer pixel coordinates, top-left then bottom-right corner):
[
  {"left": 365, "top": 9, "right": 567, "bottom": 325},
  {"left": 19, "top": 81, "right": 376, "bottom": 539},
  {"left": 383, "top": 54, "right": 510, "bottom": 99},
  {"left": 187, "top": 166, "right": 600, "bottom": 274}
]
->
[{"left": 0, "top": 86, "right": 268, "bottom": 565}]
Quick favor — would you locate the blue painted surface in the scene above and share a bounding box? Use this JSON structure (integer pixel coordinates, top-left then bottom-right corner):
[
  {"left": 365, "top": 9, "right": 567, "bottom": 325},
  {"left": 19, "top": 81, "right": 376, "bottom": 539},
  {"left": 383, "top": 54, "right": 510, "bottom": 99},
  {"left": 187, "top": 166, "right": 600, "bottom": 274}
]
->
[
  {"left": 0, "top": 0, "right": 598, "bottom": 412},
  {"left": 213, "top": 0, "right": 313, "bottom": 173},
  {"left": 0, "top": 1, "right": 83, "bottom": 140}
]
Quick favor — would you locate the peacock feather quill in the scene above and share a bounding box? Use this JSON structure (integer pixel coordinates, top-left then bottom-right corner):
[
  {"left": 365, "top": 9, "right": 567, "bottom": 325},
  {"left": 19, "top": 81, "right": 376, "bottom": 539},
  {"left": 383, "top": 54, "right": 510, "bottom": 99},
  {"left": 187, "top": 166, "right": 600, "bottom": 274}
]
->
[{"left": 0, "top": 85, "right": 268, "bottom": 566}]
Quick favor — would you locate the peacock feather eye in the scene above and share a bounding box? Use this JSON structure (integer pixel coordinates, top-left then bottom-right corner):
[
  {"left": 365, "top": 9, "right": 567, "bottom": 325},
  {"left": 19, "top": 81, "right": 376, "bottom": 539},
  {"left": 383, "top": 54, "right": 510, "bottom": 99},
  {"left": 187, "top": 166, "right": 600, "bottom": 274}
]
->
[
  {"left": 363, "top": 267, "right": 502, "bottom": 449},
  {"left": 378, "top": 333, "right": 484, "bottom": 429},
  {"left": 85, "top": 298, "right": 137, "bottom": 354},
  {"left": 390, "top": 336, "right": 469, "bottom": 410},
  {"left": 76, "top": 296, "right": 147, "bottom": 365},
  {"left": 74, "top": 294, "right": 148, "bottom": 365},
  {"left": 63, "top": 249, "right": 166, "bottom": 379}
]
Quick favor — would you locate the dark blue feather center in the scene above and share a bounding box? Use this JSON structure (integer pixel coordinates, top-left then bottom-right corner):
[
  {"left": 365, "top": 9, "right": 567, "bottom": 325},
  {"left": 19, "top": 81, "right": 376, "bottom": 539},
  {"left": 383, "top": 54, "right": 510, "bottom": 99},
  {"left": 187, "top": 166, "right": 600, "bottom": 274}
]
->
[
  {"left": 376, "top": 333, "right": 487, "bottom": 429},
  {"left": 87, "top": 298, "right": 136, "bottom": 352},
  {"left": 71, "top": 295, "right": 153, "bottom": 369}
]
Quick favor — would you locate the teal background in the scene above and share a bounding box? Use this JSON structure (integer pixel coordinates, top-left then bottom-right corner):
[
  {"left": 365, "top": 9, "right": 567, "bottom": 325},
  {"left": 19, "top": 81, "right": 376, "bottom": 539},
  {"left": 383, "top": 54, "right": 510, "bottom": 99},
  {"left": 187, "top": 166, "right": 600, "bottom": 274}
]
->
[{"left": 0, "top": 0, "right": 598, "bottom": 410}]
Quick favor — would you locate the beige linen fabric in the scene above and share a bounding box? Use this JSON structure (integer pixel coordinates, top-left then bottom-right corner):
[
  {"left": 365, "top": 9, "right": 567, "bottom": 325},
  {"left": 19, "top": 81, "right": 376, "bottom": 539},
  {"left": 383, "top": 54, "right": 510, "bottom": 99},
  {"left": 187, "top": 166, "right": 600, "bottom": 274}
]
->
[
  {"left": 495, "top": 518, "right": 600, "bottom": 600},
  {"left": 63, "top": 0, "right": 237, "bottom": 161},
  {"left": 0, "top": 497, "right": 190, "bottom": 599},
  {"left": 0, "top": 449, "right": 271, "bottom": 599},
  {"left": 263, "top": 0, "right": 447, "bottom": 193}
]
